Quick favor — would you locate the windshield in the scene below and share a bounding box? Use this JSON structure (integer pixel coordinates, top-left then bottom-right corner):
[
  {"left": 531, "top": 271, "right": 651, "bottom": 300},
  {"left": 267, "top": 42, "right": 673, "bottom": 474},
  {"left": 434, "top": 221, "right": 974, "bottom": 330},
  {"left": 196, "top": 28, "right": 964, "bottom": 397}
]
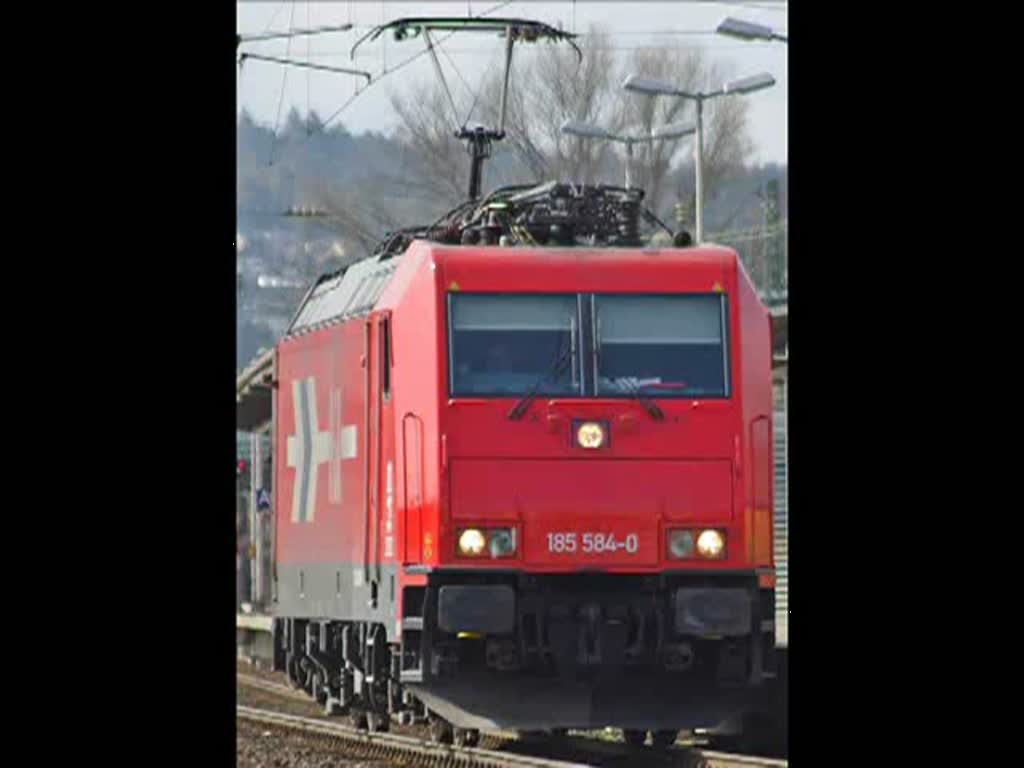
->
[
  {"left": 449, "top": 294, "right": 581, "bottom": 396},
  {"left": 595, "top": 294, "right": 729, "bottom": 398}
]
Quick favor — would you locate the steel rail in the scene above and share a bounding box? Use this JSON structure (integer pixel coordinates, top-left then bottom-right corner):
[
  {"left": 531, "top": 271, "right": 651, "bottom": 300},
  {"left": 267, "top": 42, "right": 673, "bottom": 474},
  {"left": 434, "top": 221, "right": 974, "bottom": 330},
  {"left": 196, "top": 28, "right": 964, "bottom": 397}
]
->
[
  {"left": 237, "top": 671, "right": 788, "bottom": 768},
  {"left": 238, "top": 705, "right": 596, "bottom": 768}
]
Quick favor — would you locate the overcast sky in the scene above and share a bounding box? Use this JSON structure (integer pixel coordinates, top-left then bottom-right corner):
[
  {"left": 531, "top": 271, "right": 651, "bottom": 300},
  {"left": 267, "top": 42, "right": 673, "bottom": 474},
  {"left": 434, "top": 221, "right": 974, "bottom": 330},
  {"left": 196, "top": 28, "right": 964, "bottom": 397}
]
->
[{"left": 236, "top": 1, "right": 788, "bottom": 165}]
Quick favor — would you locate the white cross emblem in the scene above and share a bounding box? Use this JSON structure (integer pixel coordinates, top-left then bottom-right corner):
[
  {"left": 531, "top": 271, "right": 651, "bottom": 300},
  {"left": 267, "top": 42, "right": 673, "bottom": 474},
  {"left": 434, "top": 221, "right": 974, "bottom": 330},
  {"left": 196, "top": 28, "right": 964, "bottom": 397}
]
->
[{"left": 286, "top": 377, "right": 357, "bottom": 523}]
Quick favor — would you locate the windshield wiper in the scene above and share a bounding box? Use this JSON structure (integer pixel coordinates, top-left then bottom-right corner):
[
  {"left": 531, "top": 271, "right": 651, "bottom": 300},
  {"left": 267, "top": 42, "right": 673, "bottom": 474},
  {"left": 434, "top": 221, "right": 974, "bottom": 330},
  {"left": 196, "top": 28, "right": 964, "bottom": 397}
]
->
[
  {"left": 508, "top": 343, "right": 573, "bottom": 421},
  {"left": 611, "top": 377, "right": 665, "bottom": 421}
]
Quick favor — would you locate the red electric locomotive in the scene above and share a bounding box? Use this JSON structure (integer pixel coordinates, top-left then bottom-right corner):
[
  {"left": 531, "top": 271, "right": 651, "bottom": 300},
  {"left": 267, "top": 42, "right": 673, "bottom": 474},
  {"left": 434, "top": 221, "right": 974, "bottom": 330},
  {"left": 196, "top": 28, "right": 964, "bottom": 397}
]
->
[{"left": 269, "top": 181, "right": 778, "bottom": 749}]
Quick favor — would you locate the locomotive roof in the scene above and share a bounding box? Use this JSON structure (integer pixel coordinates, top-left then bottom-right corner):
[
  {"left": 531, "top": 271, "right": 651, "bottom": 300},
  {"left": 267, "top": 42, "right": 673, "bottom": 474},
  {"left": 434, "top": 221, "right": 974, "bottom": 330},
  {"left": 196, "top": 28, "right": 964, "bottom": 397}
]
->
[
  {"left": 286, "top": 253, "right": 399, "bottom": 338},
  {"left": 284, "top": 239, "right": 738, "bottom": 340}
]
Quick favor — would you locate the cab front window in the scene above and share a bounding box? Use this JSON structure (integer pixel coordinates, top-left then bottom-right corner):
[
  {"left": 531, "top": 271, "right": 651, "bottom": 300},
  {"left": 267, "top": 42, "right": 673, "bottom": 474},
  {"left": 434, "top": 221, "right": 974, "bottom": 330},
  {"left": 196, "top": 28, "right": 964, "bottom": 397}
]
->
[
  {"left": 594, "top": 294, "right": 729, "bottom": 398},
  {"left": 449, "top": 294, "right": 581, "bottom": 397}
]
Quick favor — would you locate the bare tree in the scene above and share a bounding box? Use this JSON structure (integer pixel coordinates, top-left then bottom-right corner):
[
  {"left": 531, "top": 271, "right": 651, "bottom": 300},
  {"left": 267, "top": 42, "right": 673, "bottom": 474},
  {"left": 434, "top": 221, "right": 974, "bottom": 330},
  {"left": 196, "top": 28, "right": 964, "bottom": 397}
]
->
[
  {"left": 390, "top": 78, "right": 471, "bottom": 205},
  {"left": 618, "top": 47, "right": 699, "bottom": 211},
  {"left": 387, "top": 26, "right": 623, "bottom": 191},
  {"left": 619, "top": 48, "right": 754, "bottom": 215},
  {"left": 489, "top": 27, "right": 622, "bottom": 183},
  {"left": 698, "top": 94, "right": 753, "bottom": 201},
  {"left": 302, "top": 172, "right": 406, "bottom": 257},
  {"left": 385, "top": 26, "right": 754, "bottom": 220}
]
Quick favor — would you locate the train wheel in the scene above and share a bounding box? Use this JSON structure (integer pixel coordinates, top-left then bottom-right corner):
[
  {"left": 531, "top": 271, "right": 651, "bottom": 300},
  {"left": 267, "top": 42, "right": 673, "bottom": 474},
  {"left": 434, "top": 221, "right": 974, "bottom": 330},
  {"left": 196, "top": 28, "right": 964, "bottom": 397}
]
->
[
  {"left": 323, "top": 697, "right": 347, "bottom": 717},
  {"left": 286, "top": 655, "right": 303, "bottom": 689},
  {"left": 623, "top": 730, "right": 646, "bottom": 747},
  {"left": 350, "top": 708, "right": 368, "bottom": 730},
  {"left": 429, "top": 716, "right": 453, "bottom": 744},
  {"left": 650, "top": 730, "right": 678, "bottom": 750},
  {"left": 311, "top": 672, "right": 328, "bottom": 705},
  {"left": 366, "top": 711, "right": 390, "bottom": 733}
]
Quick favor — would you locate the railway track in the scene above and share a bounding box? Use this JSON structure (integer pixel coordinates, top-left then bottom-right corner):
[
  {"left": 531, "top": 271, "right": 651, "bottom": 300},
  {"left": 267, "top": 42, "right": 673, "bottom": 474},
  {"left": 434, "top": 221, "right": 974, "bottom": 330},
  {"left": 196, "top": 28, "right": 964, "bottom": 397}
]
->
[
  {"left": 237, "top": 672, "right": 311, "bottom": 702},
  {"left": 237, "top": 673, "right": 787, "bottom": 768}
]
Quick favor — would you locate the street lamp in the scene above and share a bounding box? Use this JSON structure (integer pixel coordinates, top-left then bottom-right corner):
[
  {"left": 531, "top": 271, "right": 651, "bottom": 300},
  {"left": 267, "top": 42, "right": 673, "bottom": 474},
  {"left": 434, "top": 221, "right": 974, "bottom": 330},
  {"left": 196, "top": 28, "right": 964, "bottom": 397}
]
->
[
  {"left": 716, "top": 17, "right": 788, "bottom": 43},
  {"left": 559, "top": 119, "right": 695, "bottom": 189},
  {"left": 623, "top": 72, "right": 775, "bottom": 242}
]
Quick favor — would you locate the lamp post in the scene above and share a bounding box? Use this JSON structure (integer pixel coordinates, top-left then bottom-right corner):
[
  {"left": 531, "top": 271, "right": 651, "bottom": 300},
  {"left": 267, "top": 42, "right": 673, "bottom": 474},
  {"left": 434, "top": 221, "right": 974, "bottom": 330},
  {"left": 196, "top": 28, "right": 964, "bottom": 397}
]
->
[
  {"left": 716, "top": 17, "right": 788, "bottom": 43},
  {"left": 559, "top": 119, "right": 696, "bottom": 189},
  {"left": 623, "top": 72, "right": 775, "bottom": 243}
]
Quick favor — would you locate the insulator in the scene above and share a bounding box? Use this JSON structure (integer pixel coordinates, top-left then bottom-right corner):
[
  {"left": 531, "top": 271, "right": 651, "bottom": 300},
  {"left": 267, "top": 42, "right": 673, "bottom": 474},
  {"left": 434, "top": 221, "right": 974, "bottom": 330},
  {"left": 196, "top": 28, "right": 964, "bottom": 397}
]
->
[{"left": 618, "top": 198, "right": 640, "bottom": 245}]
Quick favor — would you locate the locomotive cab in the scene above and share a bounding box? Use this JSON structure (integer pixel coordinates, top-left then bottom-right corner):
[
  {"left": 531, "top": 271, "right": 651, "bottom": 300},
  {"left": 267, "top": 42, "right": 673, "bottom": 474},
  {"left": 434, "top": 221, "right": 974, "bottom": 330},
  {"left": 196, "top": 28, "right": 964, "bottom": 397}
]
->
[{"left": 393, "top": 242, "right": 776, "bottom": 734}]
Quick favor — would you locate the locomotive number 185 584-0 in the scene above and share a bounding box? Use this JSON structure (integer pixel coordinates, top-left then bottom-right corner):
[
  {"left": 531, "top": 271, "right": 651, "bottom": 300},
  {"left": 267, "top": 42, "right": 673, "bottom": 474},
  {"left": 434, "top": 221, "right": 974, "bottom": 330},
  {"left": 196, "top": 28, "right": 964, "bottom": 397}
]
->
[{"left": 547, "top": 532, "right": 639, "bottom": 554}]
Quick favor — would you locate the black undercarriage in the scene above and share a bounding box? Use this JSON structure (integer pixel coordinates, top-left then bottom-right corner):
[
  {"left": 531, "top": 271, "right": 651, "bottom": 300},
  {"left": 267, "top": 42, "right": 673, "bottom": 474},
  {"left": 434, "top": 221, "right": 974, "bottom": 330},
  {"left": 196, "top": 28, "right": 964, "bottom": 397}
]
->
[{"left": 273, "top": 570, "right": 777, "bottom": 739}]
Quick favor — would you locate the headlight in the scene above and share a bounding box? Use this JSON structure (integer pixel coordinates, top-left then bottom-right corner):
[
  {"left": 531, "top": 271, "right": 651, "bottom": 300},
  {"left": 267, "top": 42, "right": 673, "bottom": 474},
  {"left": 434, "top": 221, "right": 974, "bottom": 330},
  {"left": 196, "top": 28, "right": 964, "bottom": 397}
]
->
[
  {"left": 696, "top": 529, "right": 726, "bottom": 559},
  {"left": 576, "top": 421, "right": 606, "bottom": 449},
  {"left": 488, "top": 528, "right": 517, "bottom": 558},
  {"left": 668, "top": 529, "right": 695, "bottom": 559},
  {"left": 457, "top": 528, "right": 517, "bottom": 558},
  {"left": 458, "top": 528, "right": 487, "bottom": 556}
]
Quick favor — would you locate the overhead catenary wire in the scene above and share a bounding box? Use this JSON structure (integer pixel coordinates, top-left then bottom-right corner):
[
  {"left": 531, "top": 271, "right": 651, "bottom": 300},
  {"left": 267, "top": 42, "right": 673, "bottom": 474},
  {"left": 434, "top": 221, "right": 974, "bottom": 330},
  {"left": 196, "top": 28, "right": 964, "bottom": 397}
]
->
[
  {"left": 239, "top": 54, "right": 371, "bottom": 84},
  {"left": 239, "top": 23, "right": 356, "bottom": 45},
  {"left": 435, "top": 38, "right": 487, "bottom": 127},
  {"left": 460, "top": 48, "right": 493, "bottom": 128},
  {"left": 423, "top": 29, "right": 462, "bottom": 128},
  {"left": 725, "top": 2, "right": 788, "bottom": 11},
  {"left": 306, "top": 2, "right": 311, "bottom": 123},
  {"left": 261, "top": 2, "right": 287, "bottom": 35},
  {"left": 238, "top": 3, "right": 517, "bottom": 149},
  {"left": 245, "top": 0, "right": 782, "bottom": 160},
  {"left": 291, "top": 0, "right": 514, "bottom": 146},
  {"left": 268, "top": 1, "right": 298, "bottom": 166}
]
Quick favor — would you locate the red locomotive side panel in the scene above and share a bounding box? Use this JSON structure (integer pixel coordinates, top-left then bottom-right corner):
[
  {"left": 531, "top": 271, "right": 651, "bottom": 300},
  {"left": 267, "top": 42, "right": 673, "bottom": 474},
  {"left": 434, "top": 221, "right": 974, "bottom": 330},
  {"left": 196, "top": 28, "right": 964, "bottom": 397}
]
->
[
  {"left": 274, "top": 320, "right": 376, "bottom": 617},
  {"left": 373, "top": 243, "right": 445, "bottom": 574},
  {"left": 736, "top": 257, "right": 774, "bottom": 569},
  {"left": 274, "top": 322, "right": 364, "bottom": 562},
  {"left": 273, "top": 255, "right": 414, "bottom": 631}
]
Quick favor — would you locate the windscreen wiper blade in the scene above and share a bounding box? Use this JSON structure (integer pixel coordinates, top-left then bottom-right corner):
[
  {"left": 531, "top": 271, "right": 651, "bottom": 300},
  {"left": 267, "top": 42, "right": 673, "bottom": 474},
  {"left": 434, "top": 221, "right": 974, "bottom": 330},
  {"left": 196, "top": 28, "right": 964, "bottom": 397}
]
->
[
  {"left": 614, "top": 377, "right": 665, "bottom": 421},
  {"left": 508, "top": 345, "right": 573, "bottom": 421}
]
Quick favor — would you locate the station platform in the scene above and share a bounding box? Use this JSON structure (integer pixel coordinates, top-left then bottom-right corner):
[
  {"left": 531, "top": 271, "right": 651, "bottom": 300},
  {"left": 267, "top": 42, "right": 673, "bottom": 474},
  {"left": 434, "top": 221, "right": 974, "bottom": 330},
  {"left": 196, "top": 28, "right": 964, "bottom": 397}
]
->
[{"left": 237, "top": 607, "right": 274, "bottom": 664}]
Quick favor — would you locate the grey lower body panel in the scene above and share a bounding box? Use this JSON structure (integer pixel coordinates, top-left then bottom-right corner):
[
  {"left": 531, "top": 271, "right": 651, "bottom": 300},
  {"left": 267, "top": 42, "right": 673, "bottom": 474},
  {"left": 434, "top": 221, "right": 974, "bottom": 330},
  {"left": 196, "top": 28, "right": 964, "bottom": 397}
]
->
[{"left": 274, "top": 562, "right": 401, "bottom": 639}]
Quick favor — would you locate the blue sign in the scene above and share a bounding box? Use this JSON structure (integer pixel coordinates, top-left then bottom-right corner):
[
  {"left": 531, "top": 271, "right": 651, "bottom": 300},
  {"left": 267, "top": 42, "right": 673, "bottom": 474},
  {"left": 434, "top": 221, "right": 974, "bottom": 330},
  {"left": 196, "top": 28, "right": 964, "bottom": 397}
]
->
[{"left": 256, "top": 488, "right": 272, "bottom": 511}]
